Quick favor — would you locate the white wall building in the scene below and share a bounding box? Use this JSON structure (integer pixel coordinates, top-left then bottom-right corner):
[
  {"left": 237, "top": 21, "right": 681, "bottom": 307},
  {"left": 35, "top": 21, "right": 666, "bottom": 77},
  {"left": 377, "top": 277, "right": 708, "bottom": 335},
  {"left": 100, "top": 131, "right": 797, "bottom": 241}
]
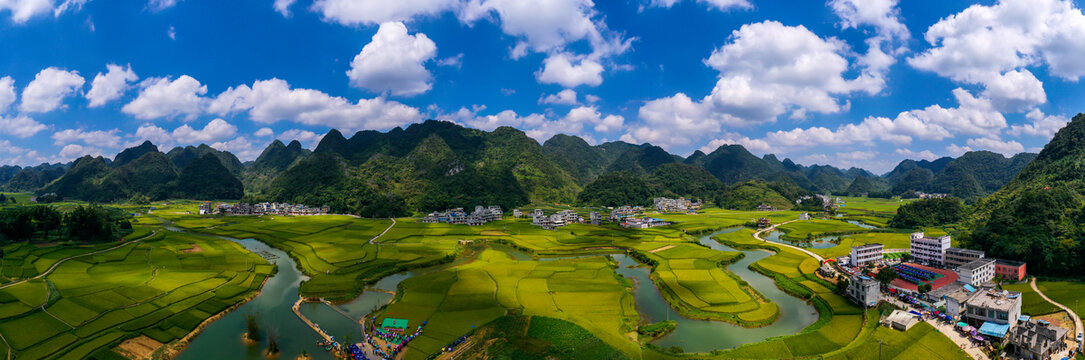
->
[
  {"left": 957, "top": 258, "right": 996, "bottom": 286},
  {"left": 910, "top": 232, "right": 952, "bottom": 266},
  {"left": 850, "top": 243, "right": 884, "bottom": 267}
]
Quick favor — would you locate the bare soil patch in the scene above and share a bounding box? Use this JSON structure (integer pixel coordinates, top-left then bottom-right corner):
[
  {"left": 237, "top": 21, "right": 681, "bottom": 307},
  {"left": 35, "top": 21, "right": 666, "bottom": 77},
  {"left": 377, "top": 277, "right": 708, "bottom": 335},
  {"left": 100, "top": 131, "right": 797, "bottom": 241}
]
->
[{"left": 115, "top": 335, "right": 163, "bottom": 359}]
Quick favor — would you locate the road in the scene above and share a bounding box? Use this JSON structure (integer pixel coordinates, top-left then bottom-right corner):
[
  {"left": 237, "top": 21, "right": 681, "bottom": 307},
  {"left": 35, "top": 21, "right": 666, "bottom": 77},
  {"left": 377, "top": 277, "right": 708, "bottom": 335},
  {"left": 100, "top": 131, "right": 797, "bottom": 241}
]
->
[
  {"left": 1031, "top": 277, "right": 1082, "bottom": 357},
  {"left": 752, "top": 219, "right": 825, "bottom": 262},
  {"left": 368, "top": 218, "right": 397, "bottom": 244}
]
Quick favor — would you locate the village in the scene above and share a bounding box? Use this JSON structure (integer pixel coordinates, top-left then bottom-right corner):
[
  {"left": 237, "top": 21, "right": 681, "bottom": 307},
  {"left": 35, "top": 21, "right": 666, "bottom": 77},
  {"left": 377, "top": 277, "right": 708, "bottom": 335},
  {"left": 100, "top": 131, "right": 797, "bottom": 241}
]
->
[{"left": 198, "top": 201, "right": 331, "bottom": 216}]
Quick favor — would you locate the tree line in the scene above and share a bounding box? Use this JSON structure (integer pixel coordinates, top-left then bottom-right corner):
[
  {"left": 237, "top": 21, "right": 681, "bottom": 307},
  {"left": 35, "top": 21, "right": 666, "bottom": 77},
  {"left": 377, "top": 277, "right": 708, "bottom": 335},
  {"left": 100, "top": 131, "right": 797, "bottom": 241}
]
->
[{"left": 0, "top": 204, "right": 128, "bottom": 242}]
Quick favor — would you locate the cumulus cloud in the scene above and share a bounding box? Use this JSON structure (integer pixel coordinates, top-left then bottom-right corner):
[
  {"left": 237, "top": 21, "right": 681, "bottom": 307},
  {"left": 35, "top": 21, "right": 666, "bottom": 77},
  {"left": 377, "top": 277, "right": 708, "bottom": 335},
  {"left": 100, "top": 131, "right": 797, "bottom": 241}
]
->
[
  {"left": 273, "top": 0, "right": 295, "bottom": 16},
  {"left": 122, "top": 75, "right": 207, "bottom": 120},
  {"left": 86, "top": 64, "right": 138, "bottom": 107},
  {"left": 437, "top": 53, "right": 464, "bottom": 68},
  {"left": 1010, "top": 109, "right": 1068, "bottom": 139},
  {"left": 443, "top": 105, "right": 620, "bottom": 142},
  {"left": 829, "top": 0, "right": 910, "bottom": 93},
  {"left": 311, "top": 0, "right": 458, "bottom": 25},
  {"left": 536, "top": 53, "right": 603, "bottom": 88},
  {"left": 966, "top": 136, "right": 1024, "bottom": 156},
  {"left": 254, "top": 127, "right": 274, "bottom": 137},
  {"left": 19, "top": 67, "right": 85, "bottom": 113},
  {"left": 0, "top": 0, "right": 88, "bottom": 23},
  {"left": 539, "top": 89, "right": 578, "bottom": 105},
  {"left": 148, "top": 0, "right": 179, "bottom": 11},
  {"left": 644, "top": 0, "right": 751, "bottom": 11},
  {"left": 564, "top": 106, "right": 623, "bottom": 133},
  {"left": 0, "top": 115, "right": 47, "bottom": 138},
  {"left": 945, "top": 144, "right": 973, "bottom": 157},
  {"left": 58, "top": 144, "right": 102, "bottom": 161},
  {"left": 211, "top": 136, "right": 265, "bottom": 162},
  {"left": 208, "top": 78, "right": 422, "bottom": 132},
  {"left": 908, "top": 0, "right": 1085, "bottom": 112},
  {"left": 347, "top": 22, "right": 437, "bottom": 96},
  {"left": 894, "top": 148, "right": 939, "bottom": 161},
  {"left": 0, "top": 77, "right": 15, "bottom": 113},
  {"left": 278, "top": 129, "right": 324, "bottom": 148},
  {"left": 697, "top": 133, "right": 772, "bottom": 154},
  {"left": 131, "top": 119, "right": 238, "bottom": 149},
  {"left": 52, "top": 128, "right": 122, "bottom": 148}
]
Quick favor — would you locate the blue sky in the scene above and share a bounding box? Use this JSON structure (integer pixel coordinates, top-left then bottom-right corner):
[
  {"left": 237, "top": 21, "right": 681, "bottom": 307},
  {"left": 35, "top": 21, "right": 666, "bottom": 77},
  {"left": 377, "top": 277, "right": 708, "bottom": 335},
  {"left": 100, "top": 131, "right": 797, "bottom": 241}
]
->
[{"left": 1, "top": 0, "right": 1083, "bottom": 173}]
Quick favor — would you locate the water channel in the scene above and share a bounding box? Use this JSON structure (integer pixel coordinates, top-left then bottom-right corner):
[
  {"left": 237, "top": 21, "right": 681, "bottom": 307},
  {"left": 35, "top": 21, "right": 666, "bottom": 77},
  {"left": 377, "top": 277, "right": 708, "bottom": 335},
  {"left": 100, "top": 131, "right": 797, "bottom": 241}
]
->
[{"left": 173, "top": 227, "right": 818, "bottom": 358}]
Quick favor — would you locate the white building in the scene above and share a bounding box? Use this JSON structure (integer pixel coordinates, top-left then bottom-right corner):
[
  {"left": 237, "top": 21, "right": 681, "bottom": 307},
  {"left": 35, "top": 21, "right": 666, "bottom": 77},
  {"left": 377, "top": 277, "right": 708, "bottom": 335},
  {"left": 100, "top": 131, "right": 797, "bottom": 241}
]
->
[
  {"left": 849, "top": 243, "right": 884, "bottom": 267},
  {"left": 945, "top": 247, "right": 985, "bottom": 269},
  {"left": 910, "top": 232, "right": 952, "bottom": 266},
  {"left": 957, "top": 258, "right": 996, "bottom": 286},
  {"left": 846, "top": 275, "right": 880, "bottom": 307},
  {"left": 799, "top": 212, "right": 811, "bottom": 220},
  {"left": 590, "top": 211, "right": 601, "bottom": 225},
  {"left": 962, "top": 289, "right": 1022, "bottom": 339}
]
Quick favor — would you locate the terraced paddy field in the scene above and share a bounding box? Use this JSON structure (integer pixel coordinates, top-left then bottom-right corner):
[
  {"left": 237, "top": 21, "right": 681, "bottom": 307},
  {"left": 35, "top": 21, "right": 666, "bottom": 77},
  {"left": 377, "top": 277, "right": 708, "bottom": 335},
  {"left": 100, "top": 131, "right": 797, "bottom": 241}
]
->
[
  {"left": 826, "top": 322, "right": 970, "bottom": 360},
  {"left": 774, "top": 219, "right": 867, "bottom": 240},
  {"left": 0, "top": 227, "right": 269, "bottom": 360}
]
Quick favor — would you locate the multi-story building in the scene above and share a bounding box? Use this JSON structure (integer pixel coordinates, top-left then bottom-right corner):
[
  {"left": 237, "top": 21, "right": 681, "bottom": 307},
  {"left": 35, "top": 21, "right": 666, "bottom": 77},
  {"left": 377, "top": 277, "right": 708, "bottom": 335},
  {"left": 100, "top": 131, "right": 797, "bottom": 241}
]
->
[
  {"left": 910, "top": 232, "right": 952, "bottom": 266},
  {"left": 423, "top": 206, "right": 500, "bottom": 225},
  {"left": 846, "top": 275, "right": 880, "bottom": 307},
  {"left": 945, "top": 247, "right": 985, "bottom": 268},
  {"left": 620, "top": 217, "right": 670, "bottom": 229},
  {"left": 653, "top": 197, "right": 702, "bottom": 213},
  {"left": 962, "top": 289, "right": 1022, "bottom": 339},
  {"left": 609, "top": 206, "right": 637, "bottom": 221},
  {"left": 994, "top": 259, "right": 1027, "bottom": 281},
  {"left": 850, "top": 243, "right": 884, "bottom": 267},
  {"left": 198, "top": 201, "right": 212, "bottom": 215},
  {"left": 512, "top": 209, "right": 522, "bottom": 218},
  {"left": 957, "top": 258, "right": 996, "bottom": 285},
  {"left": 590, "top": 211, "right": 601, "bottom": 225},
  {"left": 1008, "top": 319, "right": 1070, "bottom": 359}
]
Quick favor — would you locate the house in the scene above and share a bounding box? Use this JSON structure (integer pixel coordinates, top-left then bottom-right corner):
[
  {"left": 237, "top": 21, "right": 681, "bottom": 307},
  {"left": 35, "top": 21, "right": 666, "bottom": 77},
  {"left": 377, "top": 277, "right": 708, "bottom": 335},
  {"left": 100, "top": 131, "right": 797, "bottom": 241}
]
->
[
  {"left": 1007, "top": 319, "right": 1070, "bottom": 359},
  {"left": 846, "top": 274, "right": 880, "bottom": 307},
  {"left": 423, "top": 206, "right": 501, "bottom": 225},
  {"left": 756, "top": 204, "right": 777, "bottom": 211},
  {"left": 884, "top": 310, "right": 920, "bottom": 331},
  {"left": 962, "top": 289, "right": 1023, "bottom": 339},
  {"left": 620, "top": 217, "right": 670, "bottom": 229},
  {"left": 799, "top": 212, "right": 811, "bottom": 220},
  {"left": 994, "top": 259, "right": 1027, "bottom": 281},
  {"left": 957, "top": 258, "right": 996, "bottom": 286},
  {"left": 945, "top": 247, "right": 986, "bottom": 268},
  {"left": 198, "top": 201, "right": 212, "bottom": 215},
  {"left": 590, "top": 211, "right": 601, "bottom": 225},
  {"left": 653, "top": 197, "right": 702, "bottom": 213},
  {"left": 609, "top": 206, "right": 638, "bottom": 221},
  {"left": 909, "top": 232, "right": 952, "bottom": 266},
  {"left": 849, "top": 243, "right": 884, "bottom": 267},
  {"left": 512, "top": 209, "right": 522, "bottom": 218},
  {"left": 942, "top": 283, "right": 978, "bottom": 318},
  {"left": 757, "top": 218, "right": 771, "bottom": 228}
]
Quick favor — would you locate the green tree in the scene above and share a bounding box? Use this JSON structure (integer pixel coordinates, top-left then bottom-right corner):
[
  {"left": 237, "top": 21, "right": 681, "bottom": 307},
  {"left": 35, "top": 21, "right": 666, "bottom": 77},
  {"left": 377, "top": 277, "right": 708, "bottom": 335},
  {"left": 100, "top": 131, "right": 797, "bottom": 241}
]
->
[
  {"left": 875, "top": 268, "right": 897, "bottom": 285},
  {"left": 64, "top": 205, "right": 114, "bottom": 242},
  {"left": 30, "top": 205, "right": 61, "bottom": 240},
  {"left": 889, "top": 197, "right": 965, "bottom": 229}
]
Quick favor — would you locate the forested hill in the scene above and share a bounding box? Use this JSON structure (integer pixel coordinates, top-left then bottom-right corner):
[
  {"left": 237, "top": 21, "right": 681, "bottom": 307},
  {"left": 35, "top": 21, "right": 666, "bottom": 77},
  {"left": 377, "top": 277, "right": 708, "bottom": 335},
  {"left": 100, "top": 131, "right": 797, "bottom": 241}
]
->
[
  {"left": 884, "top": 151, "right": 1037, "bottom": 200},
  {"left": 962, "top": 113, "right": 1085, "bottom": 276}
]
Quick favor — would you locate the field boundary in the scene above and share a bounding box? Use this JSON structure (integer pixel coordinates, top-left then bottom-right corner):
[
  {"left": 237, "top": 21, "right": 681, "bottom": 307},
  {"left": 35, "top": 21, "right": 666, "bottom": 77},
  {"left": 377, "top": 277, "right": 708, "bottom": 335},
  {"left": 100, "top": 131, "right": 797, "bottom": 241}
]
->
[{"left": 0, "top": 230, "right": 159, "bottom": 291}]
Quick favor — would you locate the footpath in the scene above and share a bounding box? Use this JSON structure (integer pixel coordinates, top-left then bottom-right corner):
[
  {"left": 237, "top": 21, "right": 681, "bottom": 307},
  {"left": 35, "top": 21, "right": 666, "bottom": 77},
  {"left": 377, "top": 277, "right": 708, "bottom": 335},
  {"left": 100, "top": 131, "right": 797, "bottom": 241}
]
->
[
  {"left": 752, "top": 220, "right": 825, "bottom": 262},
  {"left": 1031, "top": 277, "right": 1082, "bottom": 359}
]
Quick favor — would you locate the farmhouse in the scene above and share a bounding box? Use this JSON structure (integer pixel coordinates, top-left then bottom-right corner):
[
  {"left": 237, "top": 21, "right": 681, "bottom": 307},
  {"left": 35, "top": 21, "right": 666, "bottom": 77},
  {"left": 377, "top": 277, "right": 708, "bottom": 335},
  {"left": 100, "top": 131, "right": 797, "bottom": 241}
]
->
[
  {"left": 590, "top": 211, "right": 601, "bottom": 225},
  {"left": 799, "top": 212, "right": 811, "bottom": 220},
  {"left": 423, "top": 205, "right": 502, "bottom": 225},
  {"left": 532, "top": 210, "right": 580, "bottom": 230},
  {"left": 512, "top": 209, "right": 522, "bottom": 218},
  {"left": 962, "top": 289, "right": 1023, "bottom": 339},
  {"left": 849, "top": 243, "right": 883, "bottom": 267},
  {"left": 1007, "top": 319, "right": 1070, "bottom": 359},
  {"left": 756, "top": 204, "right": 777, "bottom": 211},
  {"left": 620, "top": 217, "right": 670, "bottom": 229},
  {"left": 909, "top": 232, "right": 952, "bottom": 266},
  {"left": 214, "top": 202, "right": 329, "bottom": 216},
  {"left": 653, "top": 197, "right": 702, "bottom": 213},
  {"left": 884, "top": 310, "right": 920, "bottom": 331},
  {"left": 608, "top": 206, "right": 639, "bottom": 221},
  {"left": 757, "top": 217, "right": 771, "bottom": 228},
  {"left": 846, "top": 274, "right": 879, "bottom": 307}
]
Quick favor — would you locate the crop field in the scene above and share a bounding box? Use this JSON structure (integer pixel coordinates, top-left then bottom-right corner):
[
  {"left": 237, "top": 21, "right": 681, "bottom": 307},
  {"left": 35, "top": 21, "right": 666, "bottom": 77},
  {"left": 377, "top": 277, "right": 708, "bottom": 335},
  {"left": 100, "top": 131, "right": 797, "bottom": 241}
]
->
[
  {"left": 376, "top": 249, "right": 639, "bottom": 360},
  {"left": 827, "top": 322, "right": 969, "bottom": 360},
  {"left": 0, "top": 227, "right": 267, "bottom": 360},
  {"left": 653, "top": 208, "right": 803, "bottom": 233},
  {"left": 836, "top": 197, "right": 911, "bottom": 215},
  {"left": 1001, "top": 282, "right": 1059, "bottom": 315},
  {"left": 776, "top": 219, "right": 867, "bottom": 240},
  {"left": 1027, "top": 280, "right": 1085, "bottom": 316}
]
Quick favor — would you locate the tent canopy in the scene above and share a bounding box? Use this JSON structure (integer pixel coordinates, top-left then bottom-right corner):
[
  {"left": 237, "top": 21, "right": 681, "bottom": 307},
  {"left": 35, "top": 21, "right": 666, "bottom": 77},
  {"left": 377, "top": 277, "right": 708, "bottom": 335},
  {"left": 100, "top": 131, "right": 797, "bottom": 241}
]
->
[
  {"left": 381, "top": 318, "right": 409, "bottom": 330},
  {"left": 978, "top": 322, "right": 1010, "bottom": 338}
]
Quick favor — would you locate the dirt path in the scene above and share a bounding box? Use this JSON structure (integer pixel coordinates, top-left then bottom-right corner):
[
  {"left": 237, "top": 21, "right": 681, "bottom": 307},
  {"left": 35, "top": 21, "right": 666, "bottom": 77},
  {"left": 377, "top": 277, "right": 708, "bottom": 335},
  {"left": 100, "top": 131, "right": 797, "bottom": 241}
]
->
[
  {"left": 369, "top": 218, "right": 397, "bottom": 245},
  {"left": 0, "top": 230, "right": 158, "bottom": 290},
  {"left": 1031, "top": 277, "right": 1082, "bottom": 356}
]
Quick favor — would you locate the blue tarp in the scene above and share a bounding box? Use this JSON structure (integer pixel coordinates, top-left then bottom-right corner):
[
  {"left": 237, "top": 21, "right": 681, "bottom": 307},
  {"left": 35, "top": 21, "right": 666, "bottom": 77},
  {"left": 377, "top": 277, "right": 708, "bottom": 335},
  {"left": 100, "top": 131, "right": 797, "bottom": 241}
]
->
[
  {"left": 1019, "top": 315, "right": 1031, "bottom": 322},
  {"left": 963, "top": 284, "right": 977, "bottom": 293},
  {"left": 979, "top": 322, "right": 1010, "bottom": 338}
]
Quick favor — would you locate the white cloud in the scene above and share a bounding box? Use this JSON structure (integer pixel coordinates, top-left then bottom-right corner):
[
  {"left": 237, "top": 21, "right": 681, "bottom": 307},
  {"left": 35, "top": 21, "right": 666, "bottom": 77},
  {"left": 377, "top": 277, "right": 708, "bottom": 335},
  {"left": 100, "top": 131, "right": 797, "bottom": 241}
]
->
[
  {"left": 58, "top": 144, "right": 102, "bottom": 161},
  {"left": 564, "top": 106, "right": 623, "bottom": 133},
  {"left": 1010, "top": 109, "right": 1068, "bottom": 139},
  {"left": 254, "top": 127, "right": 274, "bottom": 137},
  {"left": 0, "top": 0, "right": 56, "bottom": 23},
  {"left": 894, "top": 148, "right": 938, "bottom": 161},
  {"left": 645, "top": 0, "right": 751, "bottom": 11},
  {"left": 539, "top": 89, "right": 577, "bottom": 105},
  {"left": 54, "top": 0, "right": 88, "bottom": 16},
  {"left": 208, "top": 78, "right": 422, "bottom": 132},
  {"left": 829, "top": 0, "right": 910, "bottom": 94},
  {"left": 122, "top": 75, "right": 207, "bottom": 120},
  {"left": 698, "top": 133, "right": 772, "bottom": 154},
  {"left": 0, "top": 140, "right": 24, "bottom": 154},
  {"left": 460, "top": 109, "right": 546, "bottom": 132},
  {"left": 278, "top": 129, "right": 324, "bottom": 148},
  {"left": 19, "top": 67, "right": 85, "bottom": 113},
  {"left": 347, "top": 22, "right": 437, "bottom": 97},
  {"left": 131, "top": 119, "right": 238, "bottom": 149},
  {"left": 437, "top": 53, "right": 464, "bottom": 68},
  {"left": 167, "top": 26, "right": 176, "bottom": 40},
  {"left": 536, "top": 53, "right": 603, "bottom": 88},
  {"left": 945, "top": 144, "right": 973, "bottom": 157},
  {"left": 0, "top": 115, "right": 47, "bottom": 138},
  {"left": 210, "top": 136, "right": 265, "bottom": 162},
  {"left": 966, "top": 136, "right": 1024, "bottom": 156},
  {"left": 273, "top": 0, "right": 295, "bottom": 16},
  {"left": 311, "top": 0, "right": 458, "bottom": 25},
  {"left": 0, "top": 77, "right": 15, "bottom": 113},
  {"left": 584, "top": 94, "right": 601, "bottom": 103},
  {"left": 908, "top": 0, "right": 1085, "bottom": 112},
  {"left": 86, "top": 64, "right": 138, "bottom": 107},
  {"left": 148, "top": 0, "right": 179, "bottom": 11},
  {"left": 52, "top": 128, "right": 121, "bottom": 148}
]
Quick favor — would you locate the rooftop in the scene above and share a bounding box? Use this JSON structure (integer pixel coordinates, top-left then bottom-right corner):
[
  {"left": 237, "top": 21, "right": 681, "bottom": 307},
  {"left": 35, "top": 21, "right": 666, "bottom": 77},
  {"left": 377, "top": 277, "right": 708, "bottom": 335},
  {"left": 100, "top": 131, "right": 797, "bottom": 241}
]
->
[
  {"left": 966, "top": 289, "right": 1021, "bottom": 312},
  {"left": 994, "top": 258, "right": 1027, "bottom": 267},
  {"left": 853, "top": 243, "right": 884, "bottom": 250},
  {"left": 947, "top": 247, "right": 986, "bottom": 256},
  {"left": 959, "top": 258, "right": 996, "bottom": 271}
]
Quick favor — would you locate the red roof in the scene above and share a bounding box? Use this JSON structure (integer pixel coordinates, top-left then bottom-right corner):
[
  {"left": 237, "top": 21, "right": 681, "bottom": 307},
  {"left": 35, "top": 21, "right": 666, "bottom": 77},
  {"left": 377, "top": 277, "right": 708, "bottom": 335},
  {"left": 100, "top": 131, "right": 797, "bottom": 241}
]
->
[{"left": 890, "top": 263, "right": 959, "bottom": 292}]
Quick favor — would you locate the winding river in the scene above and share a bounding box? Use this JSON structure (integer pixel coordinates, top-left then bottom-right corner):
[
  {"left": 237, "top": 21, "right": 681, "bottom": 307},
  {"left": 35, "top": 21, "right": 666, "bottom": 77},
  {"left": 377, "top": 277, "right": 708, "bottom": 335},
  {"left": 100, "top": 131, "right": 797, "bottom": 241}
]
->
[{"left": 172, "top": 227, "right": 819, "bottom": 358}]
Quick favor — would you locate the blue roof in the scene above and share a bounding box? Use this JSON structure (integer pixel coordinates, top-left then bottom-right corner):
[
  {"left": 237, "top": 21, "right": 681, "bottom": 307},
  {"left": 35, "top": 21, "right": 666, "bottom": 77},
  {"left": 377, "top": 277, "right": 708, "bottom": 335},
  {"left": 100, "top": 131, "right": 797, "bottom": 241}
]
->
[
  {"left": 963, "top": 284, "right": 977, "bottom": 293},
  {"left": 979, "top": 322, "right": 1010, "bottom": 337},
  {"left": 1019, "top": 315, "right": 1031, "bottom": 322}
]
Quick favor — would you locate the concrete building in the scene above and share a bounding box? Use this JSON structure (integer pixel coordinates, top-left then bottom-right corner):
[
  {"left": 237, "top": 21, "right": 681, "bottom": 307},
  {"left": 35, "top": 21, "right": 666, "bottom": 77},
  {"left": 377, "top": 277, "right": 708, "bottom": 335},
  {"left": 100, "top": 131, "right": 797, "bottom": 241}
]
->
[
  {"left": 589, "top": 211, "right": 601, "bottom": 225},
  {"left": 756, "top": 204, "right": 778, "bottom": 211},
  {"left": 910, "top": 232, "right": 952, "bottom": 266},
  {"left": 945, "top": 247, "right": 986, "bottom": 268},
  {"left": 849, "top": 243, "right": 884, "bottom": 267},
  {"left": 942, "top": 284, "right": 978, "bottom": 318},
  {"left": 884, "top": 310, "right": 920, "bottom": 331},
  {"left": 799, "top": 212, "right": 811, "bottom": 220},
  {"left": 957, "top": 258, "right": 996, "bottom": 286},
  {"left": 620, "top": 217, "right": 670, "bottom": 229},
  {"left": 962, "top": 289, "right": 1022, "bottom": 339},
  {"left": 423, "top": 205, "right": 501, "bottom": 225},
  {"left": 198, "top": 201, "right": 212, "bottom": 215},
  {"left": 994, "top": 259, "right": 1028, "bottom": 282},
  {"left": 653, "top": 197, "right": 702, "bottom": 213},
  {"left": 608, "top": 206, "right": 638, "bottom": 222},
  {"left": 1007, "top": 319, "right": 1069, "bottom": 359},
  {"left": 846, "top": 274, "right": 880, "bottom": 307},
  {"left": 512, "top": 209, "right": 522, "bottom": 218}
]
